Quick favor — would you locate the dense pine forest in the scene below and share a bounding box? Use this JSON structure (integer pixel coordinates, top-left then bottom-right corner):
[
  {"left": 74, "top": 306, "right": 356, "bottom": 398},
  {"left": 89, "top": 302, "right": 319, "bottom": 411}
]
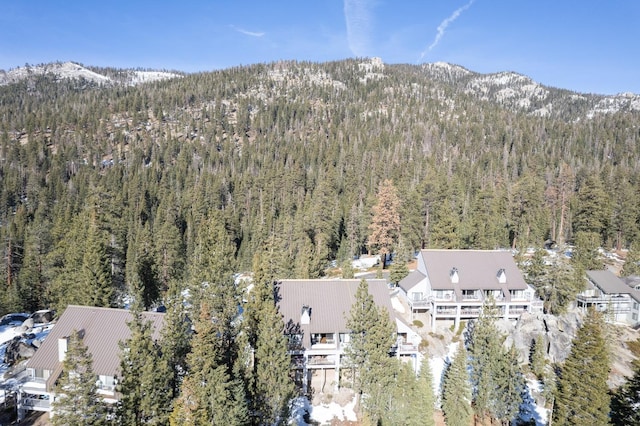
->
[
  {"left": 1, "top": 58, "right": 639, "bottom": 315},
  {"left": 2, "top": 58, "right": 640, "bottom": 425}
]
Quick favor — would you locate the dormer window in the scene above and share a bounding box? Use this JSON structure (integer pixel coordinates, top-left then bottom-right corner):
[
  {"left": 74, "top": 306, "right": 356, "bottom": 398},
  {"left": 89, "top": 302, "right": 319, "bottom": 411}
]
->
[
  {"left": 450, "top": 267, "right": 459, "bottom": 284},
  {"left": 301, "top": 305, "right": 311, "bottom": 325},
  {"left": 497, "top": 268, "right": 506, "bottom": 284}
]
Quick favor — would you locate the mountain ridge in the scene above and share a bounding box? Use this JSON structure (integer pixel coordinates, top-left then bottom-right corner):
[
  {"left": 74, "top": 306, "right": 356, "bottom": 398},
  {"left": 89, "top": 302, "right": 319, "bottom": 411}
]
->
[
  {"left": 0, "top": 61, "right": 183, "bottom": 87},
  {"left": 2, "top": 58, "right": 638, "bottom": 121}
]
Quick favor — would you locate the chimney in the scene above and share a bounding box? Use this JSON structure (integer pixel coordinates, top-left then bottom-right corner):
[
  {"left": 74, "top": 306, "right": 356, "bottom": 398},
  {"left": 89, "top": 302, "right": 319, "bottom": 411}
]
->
[
  {"left": 450, "top": 267, "right": 459, "bottom": 284},
  {"left": 58, "top": 336, "right": 69, "bottom": 362},
  {"left": 497, "top": 268, "right": 506, "bottom": 284},
  {"left": 301, "top": 305, "right": 311, "bottom": 325}
]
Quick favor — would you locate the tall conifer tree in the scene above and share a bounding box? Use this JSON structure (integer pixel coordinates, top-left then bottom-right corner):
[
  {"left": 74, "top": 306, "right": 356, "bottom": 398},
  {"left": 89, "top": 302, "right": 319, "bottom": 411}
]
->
[
  {"left": 344, "top": 279, "right": 396, "bottom": 422},
  {"left": 367, "top": 179, "right": 400, "bottom": 268},
  {"left": 441, "top": 344, "right": 473, "bottom": 426},
  {"left": 118, "top": 309, "right": 172, "bottom": 425},
  {"left": 52, "top": 330, "right": 107, "bottom": 426},
  {"left": 553, "top": 308, "right": 610, "bottom": 426},
  {"left": 611, "top": 362, "right": 640, "bottom": 425}
]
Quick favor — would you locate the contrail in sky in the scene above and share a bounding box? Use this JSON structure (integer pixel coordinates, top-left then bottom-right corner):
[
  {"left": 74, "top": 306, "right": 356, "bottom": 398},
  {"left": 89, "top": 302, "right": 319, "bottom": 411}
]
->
[
  {"left": 344, "top": 0, "right": 372, "bottom": 57},
  {"left": 419, "top": 0, "right": 475, "bottom": 62},
  {"left": 230, "top": 25, "right": 265, "bottom": 37}
]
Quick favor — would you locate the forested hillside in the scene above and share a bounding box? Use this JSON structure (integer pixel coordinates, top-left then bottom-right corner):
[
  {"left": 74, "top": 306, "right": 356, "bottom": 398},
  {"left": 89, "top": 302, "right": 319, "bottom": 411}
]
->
[{"left": 1, "top": 58, "right": 639, "bottom": 315}]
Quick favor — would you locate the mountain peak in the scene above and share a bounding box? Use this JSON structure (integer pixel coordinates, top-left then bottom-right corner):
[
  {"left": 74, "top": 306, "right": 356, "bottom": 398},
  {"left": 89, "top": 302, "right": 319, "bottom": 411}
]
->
[{"left": 0, "top": 61, "right": 182, "bottom": 87}]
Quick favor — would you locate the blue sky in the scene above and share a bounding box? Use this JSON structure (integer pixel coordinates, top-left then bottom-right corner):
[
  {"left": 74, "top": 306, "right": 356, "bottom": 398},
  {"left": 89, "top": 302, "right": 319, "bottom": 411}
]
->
[{"left": 1, "top": 1, "right": 638, "bottom": 95}]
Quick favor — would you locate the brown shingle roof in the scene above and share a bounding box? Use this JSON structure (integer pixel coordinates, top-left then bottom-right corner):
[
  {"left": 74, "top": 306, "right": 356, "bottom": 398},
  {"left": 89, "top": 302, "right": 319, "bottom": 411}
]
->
[
  {"left": 277, "top": 279, "right": 392, "bottom": 348},
  {"left": 27, "top": 305, "right": 165, "bottom": 377},
  {"left": 420, "top": 249, "right": 528, "bottom": 291}
]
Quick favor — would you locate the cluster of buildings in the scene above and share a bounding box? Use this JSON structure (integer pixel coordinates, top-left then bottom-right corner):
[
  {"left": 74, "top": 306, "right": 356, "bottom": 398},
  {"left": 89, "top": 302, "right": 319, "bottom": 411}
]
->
[{"left": 14, "top": 249, "right": 640, "bottom": 419}]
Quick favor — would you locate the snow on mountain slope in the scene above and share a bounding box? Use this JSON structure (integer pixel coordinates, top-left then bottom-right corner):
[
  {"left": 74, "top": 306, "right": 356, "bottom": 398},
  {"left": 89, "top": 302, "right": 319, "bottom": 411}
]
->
[
  {"left": 0, "top": 62, "right": 110, "bottom": 85},
  {"left": 421, "top": 61, "right": 640, "bottom": 118},
  {"left": 0, "top": 62, "right": 181, "bottom": 87}
]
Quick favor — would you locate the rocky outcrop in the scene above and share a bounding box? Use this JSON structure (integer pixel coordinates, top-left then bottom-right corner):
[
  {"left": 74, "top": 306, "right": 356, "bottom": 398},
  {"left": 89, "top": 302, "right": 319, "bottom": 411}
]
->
[
  {"left": 502, "top": 310, "right": 583, "bottom": 365},
  {"left": 3, "top": 337, "right": 36, "bottom": 365}
]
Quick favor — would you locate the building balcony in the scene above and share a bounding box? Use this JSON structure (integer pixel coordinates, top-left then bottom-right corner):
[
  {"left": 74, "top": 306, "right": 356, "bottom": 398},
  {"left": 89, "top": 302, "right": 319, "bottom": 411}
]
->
[
  {"left": 20, "top": 379, "right": 47, "bottom": 393},
  {"left": 435, "top": 307, "right": 457, "bottom": 316},
  {"left": 19, "top": 393, "right": 51, "bottom": 412},
  {"left": 396, "top": 343, "right": 419, "bottom": 354},
  {"left": 409, "top": 299, "right": 431, "bottom": 308},
  {"left": 577, "top": 295, "right": 631, "bottom": 304},
  {"left": 460, "top": 308, "right": 482, "bottom": 316},
  {"left": 307, "top": 355, "right": 338, "bottom": 368}
]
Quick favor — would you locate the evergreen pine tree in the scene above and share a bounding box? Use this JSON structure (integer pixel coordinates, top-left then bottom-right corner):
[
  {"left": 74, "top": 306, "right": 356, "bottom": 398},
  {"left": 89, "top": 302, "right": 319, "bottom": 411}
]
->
[
  {"left": 52, "top": 330, "right": 108, "bottom": 426},
  {"left": 572, "top": 231, "right": 602, "bottom": 271},
  {"left": 553, "top": 308, "right": 611, "bottom": 426},
  {"left": 171, "top": 212, "right": 248, "bottom": 425},
  {"left": 344, "top": 279, "right": 396, "bottom": 423},
  {"left": 441, "top": 344, "right": 473, "bottom": 426},
  {"left": 384, "top": 360, "right": 421, "bottom": 426},
  {"left": 81, "top": 219, "right": 113, "bottom": 308},
  {"left": 117, "top": 309, "right": 172, "bottom": 425},
  {"left": 467, "top": 301, "right": 523, "bottom": 424},
  {"left": 573, "top": 175, "right": 610, "bottom": 242},
  {"left": 493, "top": 344, "right": 526, "bottom": 424},
  {"left": 415, "top": 356, "right": 436, "bottom": 426},
  {"left": 611, "top": 363, "right": 640, "bottom": 426},
  {"left": 468, "top": 303, "right": 504, "bottom": 422},
  {"left": 529, "top": 334, "right": 547, "bottom": 380},
  {"left": 170, "top": 301, "right": 248, "bottom": 426},
  {"left": 389, "top": 260, "right": 409, "bottom": 287},
  {"left": 621, "top": 243, "right": 640, "bottom": 277},
  {"left": 159, "top": 281, "right": 192, "bottom": 400},
  {"left": 341, "top": 259, "right": 355, "bottom": 279},
  {"left": 253, "top": 298, "right": 296, "bottom": 424}
]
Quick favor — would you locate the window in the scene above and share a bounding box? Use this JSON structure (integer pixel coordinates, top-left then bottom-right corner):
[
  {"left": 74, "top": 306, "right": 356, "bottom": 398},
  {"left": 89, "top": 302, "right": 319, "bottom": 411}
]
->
[
  {"left": 435, "top": 290, "right": 444, "bottom": 299},
  {"left": 32, "top": 369, "right": 51, "bottom": 381},
  {"left": 311, "top": 333, "right": 335, "bottom": 345},
  {"left": 510, "top": 289, "right": 525, "bottom": 300},
  {"left": 97, "top": 375, "right": 116, "bottom": 390},
  {"left": 411, "top": 292, "right": 423, "bottom": 301},
  {"left": 462, "top": 290, "right": 477, "bottom": 299}
]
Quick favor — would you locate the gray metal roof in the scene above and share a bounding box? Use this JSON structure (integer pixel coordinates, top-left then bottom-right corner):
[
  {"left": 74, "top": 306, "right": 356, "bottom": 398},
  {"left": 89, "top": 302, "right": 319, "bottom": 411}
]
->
[
  {"left": 277, "top": 279, "right": 393, "bottom": 348},
  {"left": 27, "top": 306, "right": 165, "bottom": 377},
  {"left": 586, "top": 270, "right": 632, "bottom": 295},
  {"left": 398, "top": 270, "right": 426, "bottom": 293},
  {"left": 419, "top": 249, "right": 528, "bottom": 291}
]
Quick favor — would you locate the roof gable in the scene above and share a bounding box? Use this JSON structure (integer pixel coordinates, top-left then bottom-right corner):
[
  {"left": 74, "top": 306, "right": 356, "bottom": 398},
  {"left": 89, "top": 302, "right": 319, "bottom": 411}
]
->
[
  {"left": 398, "top": 270, "right": 426, "bottom": 293},
  {"left": 27, "top": 306, "right": 165, "bottom": 376}
]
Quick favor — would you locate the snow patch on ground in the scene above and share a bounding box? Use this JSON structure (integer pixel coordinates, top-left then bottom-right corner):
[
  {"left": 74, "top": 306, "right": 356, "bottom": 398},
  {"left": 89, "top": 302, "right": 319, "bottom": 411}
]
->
[
  {"left": 429, "top": 341, "right": 459, "bottom": 398},
  {"left": 290, "top": 396, "right": 357, "bottom": 425},
  {"left": 390, "top": 296, "right": 405, "bottom": 313}
]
